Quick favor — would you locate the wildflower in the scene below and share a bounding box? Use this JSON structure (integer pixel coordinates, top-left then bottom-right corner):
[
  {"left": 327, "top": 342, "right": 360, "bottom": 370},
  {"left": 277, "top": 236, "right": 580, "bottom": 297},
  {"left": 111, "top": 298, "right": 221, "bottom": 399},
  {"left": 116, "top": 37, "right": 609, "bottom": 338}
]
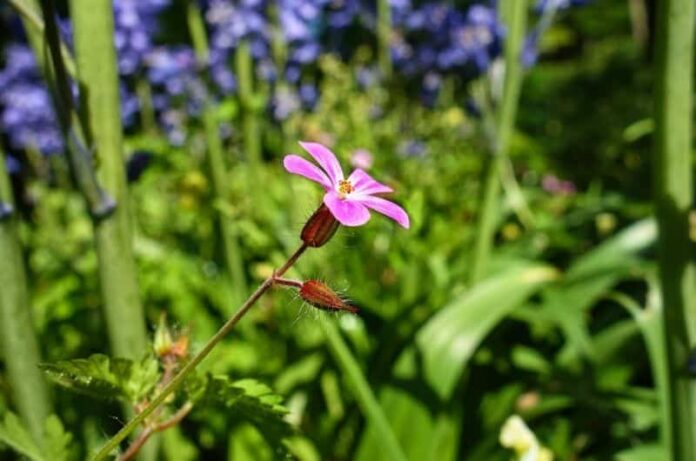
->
[
  {"left": 500, "top": 415, "right": 554, "bottom": 461},
  {"left": 284, "top": 142, "right": 409, "bottom": 228}
]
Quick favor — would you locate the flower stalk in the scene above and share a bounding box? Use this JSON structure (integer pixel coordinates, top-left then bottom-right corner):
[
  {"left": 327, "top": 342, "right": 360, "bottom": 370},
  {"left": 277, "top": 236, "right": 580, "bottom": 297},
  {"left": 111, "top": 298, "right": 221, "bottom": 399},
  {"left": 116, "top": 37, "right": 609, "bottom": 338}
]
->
[
  {"left": 377, "top": 0, "right": 393, "bottom": 79},
  {"left": 469, "top": 0, "right": 527, "bottom": 283},
  {"left": 68, "top": 0, "right": 148, "bottom": 359},
  {"left": 653, "top": 0, "right": 696, "bottom": 457},
  {"left": 235, "top": 40, "right": 262, "bottom": 171},
  {"left": 186, "top": 1, "right": 248, "bottom": 306}
]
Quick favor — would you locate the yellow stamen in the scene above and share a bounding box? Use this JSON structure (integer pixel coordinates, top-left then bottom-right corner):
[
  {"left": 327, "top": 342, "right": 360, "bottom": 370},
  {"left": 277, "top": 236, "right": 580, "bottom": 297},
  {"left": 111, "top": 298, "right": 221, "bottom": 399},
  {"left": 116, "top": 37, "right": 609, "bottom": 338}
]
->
[{"left": 337, "top": 179, "right": 354, "bottom": 199}]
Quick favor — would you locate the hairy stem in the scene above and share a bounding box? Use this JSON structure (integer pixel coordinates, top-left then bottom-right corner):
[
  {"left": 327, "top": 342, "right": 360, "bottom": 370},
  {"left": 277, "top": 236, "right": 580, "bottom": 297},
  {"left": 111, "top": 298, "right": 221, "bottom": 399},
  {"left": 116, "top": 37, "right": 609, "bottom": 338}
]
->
[
  {"left": 119, "top": 402, "right": 194, "bottom": 461},
  {"left": 91, "top": 244, "right": 307, "bottom": 461}
]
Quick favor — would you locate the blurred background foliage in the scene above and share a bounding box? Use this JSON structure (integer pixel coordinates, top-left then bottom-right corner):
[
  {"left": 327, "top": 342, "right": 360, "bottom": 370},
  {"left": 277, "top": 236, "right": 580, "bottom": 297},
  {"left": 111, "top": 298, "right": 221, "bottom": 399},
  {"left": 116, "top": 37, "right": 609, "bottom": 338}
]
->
[{"left": 0, "top": 0, "right": 680, "bottom": 460}]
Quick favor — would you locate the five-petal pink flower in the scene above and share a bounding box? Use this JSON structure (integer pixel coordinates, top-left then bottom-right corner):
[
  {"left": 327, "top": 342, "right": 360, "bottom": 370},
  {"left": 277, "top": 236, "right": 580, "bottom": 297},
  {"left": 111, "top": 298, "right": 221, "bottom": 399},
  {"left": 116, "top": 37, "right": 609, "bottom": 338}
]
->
[{"left": 284, "top": 142, "right": 410, "bottom": 229}]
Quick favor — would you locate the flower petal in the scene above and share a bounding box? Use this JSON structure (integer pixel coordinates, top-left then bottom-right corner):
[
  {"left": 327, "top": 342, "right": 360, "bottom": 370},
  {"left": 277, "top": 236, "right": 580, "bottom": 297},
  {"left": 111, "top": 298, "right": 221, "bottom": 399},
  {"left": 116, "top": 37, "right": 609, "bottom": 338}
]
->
[
  {"left": 348, "top": 169, "right": 394, "bottom": 195},
  {"left": 283, "top": 155, "right": 332, "bottom": 190},
  {"left": 324, "top": 191, "right": 371, "bottom": 227},
  {"left": 355, "top": 195, "right": 410, "bottom": 229},
  {"left": 299, "top": 141, "right": 344, "bottom": 184}
]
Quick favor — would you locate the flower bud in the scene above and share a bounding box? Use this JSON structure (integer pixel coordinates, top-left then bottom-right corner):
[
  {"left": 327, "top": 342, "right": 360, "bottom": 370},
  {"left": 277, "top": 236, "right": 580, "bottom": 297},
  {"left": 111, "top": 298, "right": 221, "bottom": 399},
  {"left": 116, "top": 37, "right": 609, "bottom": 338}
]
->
[
  {"left": 299, "top": 280, "right": 358, "bottom": 314},
  {"left": 301, "top": 204, "right": 339, "bottom": 247}
]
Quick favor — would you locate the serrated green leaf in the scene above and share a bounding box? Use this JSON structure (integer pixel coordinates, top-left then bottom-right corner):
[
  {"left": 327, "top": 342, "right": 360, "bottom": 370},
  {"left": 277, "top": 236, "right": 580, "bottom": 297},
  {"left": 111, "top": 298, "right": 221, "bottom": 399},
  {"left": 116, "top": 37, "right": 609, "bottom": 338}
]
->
[
  {"left": 0, "top": 412, "right": 44, "bottom": 461},
  {"left": 43, "top": 415, "right": 73, "bottom": 461},
  {"left": 40, "top": 354, "right": 160, "bottom": 404},
  {"left": 195, "top": 375, "right": 292, "bottom": 450}
]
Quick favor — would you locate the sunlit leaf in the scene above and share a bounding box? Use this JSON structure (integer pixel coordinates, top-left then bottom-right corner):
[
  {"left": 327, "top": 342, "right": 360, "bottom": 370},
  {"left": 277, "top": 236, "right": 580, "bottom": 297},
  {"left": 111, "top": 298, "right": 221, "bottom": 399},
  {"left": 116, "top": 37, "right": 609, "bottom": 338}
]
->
[
  {"left": 195, "top": 375, "right": 292, "bottom": 451},
  {"left": 40, "top": 354, "right": 160, "bottom": 404},
  {"left": 416, "top": 263, "right": 558, "bottom": 399},
  {"left": 0, "top": 412, "right": 43, "bottom": 461}
]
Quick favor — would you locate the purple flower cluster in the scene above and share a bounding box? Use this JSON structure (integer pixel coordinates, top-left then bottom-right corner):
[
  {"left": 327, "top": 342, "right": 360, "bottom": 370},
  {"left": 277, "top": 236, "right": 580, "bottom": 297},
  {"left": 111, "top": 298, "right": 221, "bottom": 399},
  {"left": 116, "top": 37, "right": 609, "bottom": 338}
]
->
[
  {"left": 204, "top": 0, "right": 268, "bottom": 91},
  {"left": 392, "top": 3, "right": 503, "bottom": 76},
  {"left": 0, "top": 45, "right": 63, "bottom": 156},
  {"left": 113, "top": 0, "right": 171, "bottom": 75}
]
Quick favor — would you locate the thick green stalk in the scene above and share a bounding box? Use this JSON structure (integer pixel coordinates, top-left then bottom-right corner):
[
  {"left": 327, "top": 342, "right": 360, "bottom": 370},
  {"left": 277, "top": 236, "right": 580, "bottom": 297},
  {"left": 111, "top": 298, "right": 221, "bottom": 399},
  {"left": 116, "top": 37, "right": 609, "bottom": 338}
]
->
[
  {"left": 377, "top": 0, "right": 393, "bottom": 79},
  {"left": 69, "top": 0, "right": 147, "bottom": 359},
  {"left": 186, "top": 2, "right": 248, "bottom": 306},
  {"left": 323, "top": 322, "right": 408, "bottom": 461},
  {"left": 235, "top": 40, "right": 262, "bottom": 169},
  {"left": 469, "top": 0, "right": 527, "bottom": 283},
  {"left": 653, "top": 0, "right": 696, "bottom": 458},
  {"left": 0, "top": 151, "right": 51, "bottom": 444}
]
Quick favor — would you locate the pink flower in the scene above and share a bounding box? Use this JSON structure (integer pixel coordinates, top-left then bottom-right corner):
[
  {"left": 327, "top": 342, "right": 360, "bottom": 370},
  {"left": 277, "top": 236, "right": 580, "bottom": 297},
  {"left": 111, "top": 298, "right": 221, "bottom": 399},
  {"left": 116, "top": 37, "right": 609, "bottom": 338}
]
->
[{"left": 284, "top": 142, "right": 410, "bottom": 229}]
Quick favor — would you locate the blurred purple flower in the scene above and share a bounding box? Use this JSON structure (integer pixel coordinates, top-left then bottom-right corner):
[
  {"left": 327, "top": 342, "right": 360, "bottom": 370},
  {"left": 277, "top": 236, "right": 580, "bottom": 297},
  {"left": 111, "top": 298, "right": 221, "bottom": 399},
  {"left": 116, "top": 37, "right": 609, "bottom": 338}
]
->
[
  {"left": 350, "top": 149, "right": 373, "bottom": 170},
  {"left": 271, "top": 86, "right": 301, "bottom": 121},
  {"left": 0, "top": 45, "right": 63, "bottom": 155},
  {"left": 5, "top": 155, "right": 21, "bottom": 175},
  {"left": 398, "top": 139, "right": 427, "bottom": 158},
  {"left": 542, "top": 174, "right": 576, "bottom": 196},
  {"left": 113, "top": 0, "right": 171, "bottom": 75},
  {"left": 299, "top": 83, "right": 319, "bottom": 109}
]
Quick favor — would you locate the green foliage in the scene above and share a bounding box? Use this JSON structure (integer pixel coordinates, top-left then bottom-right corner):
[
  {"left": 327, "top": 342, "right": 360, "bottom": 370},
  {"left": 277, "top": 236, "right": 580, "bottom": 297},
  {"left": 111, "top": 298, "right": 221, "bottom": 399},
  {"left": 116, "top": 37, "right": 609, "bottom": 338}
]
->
[
  {"left": 0, "top": 412, "right": 43, "bottom": 461},
  {"left": 195, "top": 375, "right": 293, "bottom": 449},
  {"left": 40, "top": 354, "right": 160, "bottom": 404},
  {"left": 0, "top": 413, "right": 75, "bottom": 461},
  {"left": 417, "top": 262, "right": 558, "bottom": 399},
  {"left": 0, "top": 2, "right": 678, "bottom": 460}
]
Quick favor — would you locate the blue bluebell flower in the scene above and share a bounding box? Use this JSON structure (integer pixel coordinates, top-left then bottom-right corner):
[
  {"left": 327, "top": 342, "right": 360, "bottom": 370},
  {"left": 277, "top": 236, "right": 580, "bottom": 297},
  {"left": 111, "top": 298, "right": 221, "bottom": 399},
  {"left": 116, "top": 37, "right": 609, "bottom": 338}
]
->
[
  {"left": 113, "top": 0, "right": 171, "bottom": 75},
  {"left": 5, "top": 155, "right": 21, "bottom": 175},
  {"left": 0, "top": 45, "right": 63, "bottom": 155}
]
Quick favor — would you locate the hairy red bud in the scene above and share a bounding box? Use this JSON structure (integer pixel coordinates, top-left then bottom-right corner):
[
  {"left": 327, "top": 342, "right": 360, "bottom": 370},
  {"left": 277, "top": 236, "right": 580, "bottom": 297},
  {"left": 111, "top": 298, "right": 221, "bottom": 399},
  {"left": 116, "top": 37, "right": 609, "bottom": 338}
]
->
[
  {"left": 299, "top": 280, "right": 358, "bottom": 314},
  {"left": 301, "top": 204, "right": 339, "bottom": 247}
]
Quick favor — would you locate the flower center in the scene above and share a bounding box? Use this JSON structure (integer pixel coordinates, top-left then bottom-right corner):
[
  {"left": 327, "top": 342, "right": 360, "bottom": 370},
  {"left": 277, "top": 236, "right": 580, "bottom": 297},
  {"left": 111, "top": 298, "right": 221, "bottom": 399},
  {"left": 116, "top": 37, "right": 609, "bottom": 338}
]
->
[{"left": 337, "top": 179, "right": 354, "bottom": 199}]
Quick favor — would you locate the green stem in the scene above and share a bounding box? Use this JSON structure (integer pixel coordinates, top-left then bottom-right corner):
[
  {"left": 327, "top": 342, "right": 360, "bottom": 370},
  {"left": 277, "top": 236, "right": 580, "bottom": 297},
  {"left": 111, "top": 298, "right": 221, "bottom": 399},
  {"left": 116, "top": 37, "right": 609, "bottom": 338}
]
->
[
  {"left": 31, "top": 0, "right": 115, "bottom": 218},
  {"left": 0, "top": 150, "right": 51, "bottom": 444},
  {"left": 8, "top": 0, "right": 76, "bottom": 76},
  {"left": 91, "top": 245, "right": 307, "bottom": 461},
  {"left": 469, "top": 0, "right": 527, "bottom": 283},
  {"left": 186, "top": 2, "right": 248, "bottom": 306},
  {"left": 323, "top": 322, "right": 407, "bottom": 461},
  {"left": 235, "top": 40, "right": 262, "bottom": 169},
  {"left": 377, "top": 0, "right": 393, "bottom": 79},
  {"left": 653, "top": 0, "right": 696, "bottom": 458},
  {"left": 136, "top": 79, "right": 157, "bottom": 135},
  {"left": 69, "top": 0, "right": 147, "bottom": 359}
]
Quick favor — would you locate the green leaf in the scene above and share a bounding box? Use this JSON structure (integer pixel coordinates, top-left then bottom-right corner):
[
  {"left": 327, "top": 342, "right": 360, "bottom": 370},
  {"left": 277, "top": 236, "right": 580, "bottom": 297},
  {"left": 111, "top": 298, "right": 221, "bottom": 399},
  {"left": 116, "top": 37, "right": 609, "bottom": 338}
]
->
[
  {"left": 416, "top": 263, "right": 558, "bottom": 399},
  {"left": 615, "top": 444, "right": 666, "bottom": 461},
  {"left": 40, "top": 354, "right": 160, "bottom": 404},
  {"left": 0, "top": 412, "right": 44, "bottom": 461},
  {"left": 540, "top": 220, "right": 656, "bottom": 365},
  {"left": 43, "top": 415, "right": 74, "bottom": 461},
  {"left": 195, "top": 375, "right": 292, "bottom": 449}
]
